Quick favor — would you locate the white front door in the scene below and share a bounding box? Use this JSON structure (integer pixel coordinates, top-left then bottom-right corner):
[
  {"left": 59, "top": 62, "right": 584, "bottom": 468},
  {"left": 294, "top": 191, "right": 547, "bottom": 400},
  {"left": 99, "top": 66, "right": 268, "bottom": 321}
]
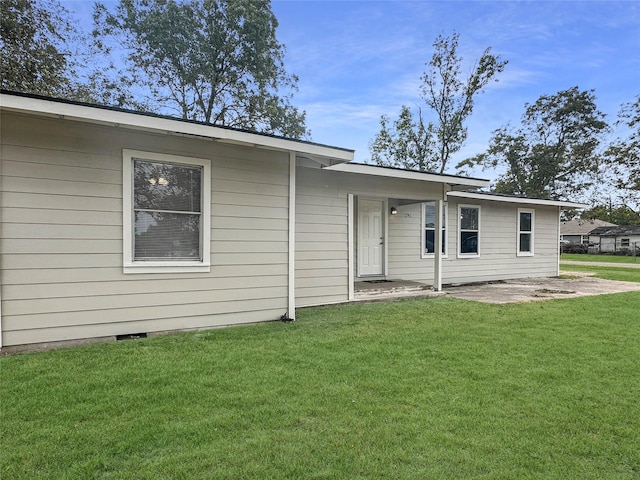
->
[{"left": 358, "top": 199, "right": 384, "bottom": 276}]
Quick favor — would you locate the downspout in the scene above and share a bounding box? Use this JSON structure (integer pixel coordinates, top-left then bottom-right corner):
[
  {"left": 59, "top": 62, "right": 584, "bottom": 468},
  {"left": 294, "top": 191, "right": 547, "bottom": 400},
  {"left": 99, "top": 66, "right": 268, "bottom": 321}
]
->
[
  {"left": 0, "top": 266, "right": 3, "bottom": 350},
  {"left": 0, "top": 157, "right": 3, "bottom": 348},
  {"left": 287, "top": 151, "right": 296, "bottom": 320}
]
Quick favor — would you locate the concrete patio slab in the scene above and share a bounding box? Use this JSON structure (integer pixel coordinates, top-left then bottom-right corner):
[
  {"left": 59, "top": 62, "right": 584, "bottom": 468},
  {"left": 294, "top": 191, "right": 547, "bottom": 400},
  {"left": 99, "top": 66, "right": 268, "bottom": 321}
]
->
[{"left": 355, "top": 272, "right": 640, "bottom": 304}]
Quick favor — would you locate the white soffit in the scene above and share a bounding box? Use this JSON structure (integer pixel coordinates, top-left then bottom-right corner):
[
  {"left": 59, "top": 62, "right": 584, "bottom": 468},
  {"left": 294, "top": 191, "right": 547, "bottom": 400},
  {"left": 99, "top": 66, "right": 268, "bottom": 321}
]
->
[
  {"left": 447, "top": 191, "right": 588, "bottom": 208},
  {"left": 0, "top": 93, "right": 354, "bottom": 163},
  {"left": 324, "top": 162, "right": 490, "bottom": 188}
]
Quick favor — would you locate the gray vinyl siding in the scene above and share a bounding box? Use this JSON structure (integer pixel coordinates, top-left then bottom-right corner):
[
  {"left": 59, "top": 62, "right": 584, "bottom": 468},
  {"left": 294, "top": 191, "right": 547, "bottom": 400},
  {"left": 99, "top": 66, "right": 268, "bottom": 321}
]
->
[
  {"left": 295, "top": 166, "right": 349, "bottom": 307},
  {"left": 294, "top": 166, "right": 445, "bottom": 307},
  {"left": 387, "top": 199, "right": 560, "bottom": 285},
  {"left": 1, "top": 112, "right": 289, "bottom": 346}
]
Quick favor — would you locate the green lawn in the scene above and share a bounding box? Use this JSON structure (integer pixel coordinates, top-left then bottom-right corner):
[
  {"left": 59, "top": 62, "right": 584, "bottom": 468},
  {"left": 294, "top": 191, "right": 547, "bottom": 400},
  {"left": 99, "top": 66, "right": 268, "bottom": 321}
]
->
[
  {"left": 562, "top": 253, "right": 639, "bottom": 264},
  {"left": 560, "top": 264, "right": 640, "bottom": 283},
  {"left": 3, "top": 294, "right": 640, "bottom": 479}
]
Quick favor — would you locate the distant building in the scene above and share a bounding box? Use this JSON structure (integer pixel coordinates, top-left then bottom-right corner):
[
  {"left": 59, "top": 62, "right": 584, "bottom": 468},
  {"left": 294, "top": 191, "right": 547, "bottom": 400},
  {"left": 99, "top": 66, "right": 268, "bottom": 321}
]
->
[
  {"left": 560, "top": 219, "right": 616, "bottom": 244},
  {"left": 589, "top": 225, "right": 640, "bottom": 254}
]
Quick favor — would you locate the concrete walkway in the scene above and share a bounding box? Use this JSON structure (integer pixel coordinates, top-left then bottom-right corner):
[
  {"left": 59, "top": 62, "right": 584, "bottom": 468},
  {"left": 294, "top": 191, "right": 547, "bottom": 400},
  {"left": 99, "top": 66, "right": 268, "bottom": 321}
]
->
[{"left": 561, "top": 260, "right": 640, "bottom": 269}]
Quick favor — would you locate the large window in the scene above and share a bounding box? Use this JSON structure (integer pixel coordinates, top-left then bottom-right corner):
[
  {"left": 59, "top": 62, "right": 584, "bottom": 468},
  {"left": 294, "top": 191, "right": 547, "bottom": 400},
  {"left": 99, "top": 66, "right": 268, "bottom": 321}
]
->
[
  {"left": 458, "top": 205, "right": 480, "bottom": 257},
  {"left": 422, "top": 202, "right": 447, "bottom": 257},
  {"left": 123, "top": 150, "right": 211, "bottom": 273},
  {"left": 517, "top": 209, "right": 534, "bottom": 256}
]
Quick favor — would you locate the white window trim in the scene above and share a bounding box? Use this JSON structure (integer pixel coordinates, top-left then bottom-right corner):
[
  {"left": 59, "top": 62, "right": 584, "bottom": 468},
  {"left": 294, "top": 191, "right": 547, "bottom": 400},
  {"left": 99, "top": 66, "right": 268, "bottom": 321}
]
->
[
  {"left": 517, "top": 208, "right": 535, "bottom": 257},
  {"left": 457, "top": 204, "right": 480, "bottom": 258},
  {"left": 123, "top": 149, "right": 211, "bottom": 274},
  {"left": 421, "top": 201, "right": 448, "bottom": 259}
]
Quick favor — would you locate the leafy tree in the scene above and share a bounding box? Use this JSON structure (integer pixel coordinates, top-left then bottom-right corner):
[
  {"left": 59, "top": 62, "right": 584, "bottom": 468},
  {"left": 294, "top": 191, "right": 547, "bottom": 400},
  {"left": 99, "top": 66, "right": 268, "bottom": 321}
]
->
[
  {"left": 370, "top": 32, "right": 507, "bottom": 173},
  {"left": 93, "top": 0, "right": 308, "bottom": 138},
  {"left": 604, "top": 96, "right": 640, "bottom": 205},
  {"left": 581, "top": 204, "right": 640, "bottom": 225},
  {"left": 369, "top": 106, "right": 435, "bottom": 172},
  {"left": 460, "top": 87, "right": 609, "bottom": 200},
  {"left": 0, "top": 0, "right": 80, "bottom": 96}
]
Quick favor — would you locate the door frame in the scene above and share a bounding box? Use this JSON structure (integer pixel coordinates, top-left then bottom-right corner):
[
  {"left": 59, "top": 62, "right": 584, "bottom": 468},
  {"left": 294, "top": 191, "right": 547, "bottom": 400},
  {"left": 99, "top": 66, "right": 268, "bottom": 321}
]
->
[{"left": 355, "top": 196, "right": 388, "bottom": 278}]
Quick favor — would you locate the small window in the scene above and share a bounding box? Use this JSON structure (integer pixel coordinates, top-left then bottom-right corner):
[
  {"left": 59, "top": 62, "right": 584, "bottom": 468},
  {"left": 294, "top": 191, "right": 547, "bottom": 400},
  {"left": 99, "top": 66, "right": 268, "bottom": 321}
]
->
[
  {"left": 621, "top": 238, "right": 630, "bottom": 247},
  {"left": 458, "top": 205, "right": 480, "bottom": 257},
  {"left": 517, "top": 209, "right": 534, "bottom": 256},
  {"left": 123, "top": 150, "right": 211, "bottom": 273},
  {"left": 422, "top": 202, "right": 447, "bottom": 257}
]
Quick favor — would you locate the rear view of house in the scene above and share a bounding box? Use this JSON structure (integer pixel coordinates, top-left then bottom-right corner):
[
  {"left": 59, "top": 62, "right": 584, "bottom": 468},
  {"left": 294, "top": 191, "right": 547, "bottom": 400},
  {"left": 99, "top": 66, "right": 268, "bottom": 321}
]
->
[{"left": 0, "top": 92, "right": 584, "bottom": 351}]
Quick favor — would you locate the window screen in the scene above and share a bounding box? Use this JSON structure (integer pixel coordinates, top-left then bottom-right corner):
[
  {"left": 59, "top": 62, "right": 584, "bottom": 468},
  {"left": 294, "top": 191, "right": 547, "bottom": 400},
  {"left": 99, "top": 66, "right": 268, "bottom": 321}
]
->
[{"left": 133, "top": 160, "right": 203, "bottom": 260}]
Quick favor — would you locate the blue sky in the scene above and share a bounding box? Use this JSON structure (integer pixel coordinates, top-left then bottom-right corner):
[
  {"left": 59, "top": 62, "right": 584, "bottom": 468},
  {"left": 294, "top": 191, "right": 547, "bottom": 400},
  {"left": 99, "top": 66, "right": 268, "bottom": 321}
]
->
[
  {"left": 63, "top": 0, "right": 639, "bottom": 178},
  {"left": 269, "top": 1, "right": 639, "bottom": 169}
]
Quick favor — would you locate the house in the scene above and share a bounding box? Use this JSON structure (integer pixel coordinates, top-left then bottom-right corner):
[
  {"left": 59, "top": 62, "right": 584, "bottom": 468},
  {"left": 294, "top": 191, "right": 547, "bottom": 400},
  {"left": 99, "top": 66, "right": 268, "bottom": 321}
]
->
[
  {"left": 0, "top": 91, "right": 585, "bottom": 351},
  {"left": 588, "top": 225, "right": 640, "bottom": 254},
  {"left": 560, "top": 218, "right": 616, "bottom": 244}
]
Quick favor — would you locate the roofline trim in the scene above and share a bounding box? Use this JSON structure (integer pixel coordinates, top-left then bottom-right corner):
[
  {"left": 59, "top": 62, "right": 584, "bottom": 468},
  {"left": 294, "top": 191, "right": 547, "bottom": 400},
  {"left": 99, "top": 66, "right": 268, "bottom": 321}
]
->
[
  {"left": 323, "top": 162, "right": 490, "bottom": 188},
  {"left": 447, "top": 191, "right": 588, "bottom": 208},
  {"left": 0, "top": 91, "right": 354, "bottom": 162}
]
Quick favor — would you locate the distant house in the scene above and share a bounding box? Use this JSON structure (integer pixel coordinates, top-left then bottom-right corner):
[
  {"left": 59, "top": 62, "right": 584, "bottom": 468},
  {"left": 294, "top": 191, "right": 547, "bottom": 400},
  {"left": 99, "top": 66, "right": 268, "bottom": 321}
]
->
[
  {"left": 589, "top": 225, "right": 640, "bottom": 254},
  {"left": 0, "top": 91, "right": 586, "bottom": 351},
  {"left": 560, "top": 218, "right": 616, "bottom": 244}
]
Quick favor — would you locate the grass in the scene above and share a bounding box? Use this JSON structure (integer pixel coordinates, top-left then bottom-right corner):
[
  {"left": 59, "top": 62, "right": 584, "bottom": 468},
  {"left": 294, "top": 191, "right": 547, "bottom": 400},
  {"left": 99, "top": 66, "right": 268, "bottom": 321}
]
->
[
  {"left": 561, "top": 265, "right": 640, "bottom": 282},
  {"left": 561, "top": 253, "right": 639, "bottom": 264},
  {"left": 560, "top": 264, "right": 640, "bottom": 283},
  {"left": 2, "top": 294, "right": 640, "bottom": 479}
]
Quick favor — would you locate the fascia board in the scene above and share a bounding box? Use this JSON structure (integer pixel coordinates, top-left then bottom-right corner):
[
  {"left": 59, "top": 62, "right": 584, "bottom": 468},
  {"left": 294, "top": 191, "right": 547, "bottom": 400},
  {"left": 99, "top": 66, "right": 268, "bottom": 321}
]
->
[
  {"left": 0, "top": 93, "right": 354, "bottom": 162},
  {"left": 324, "top": 162, "right": 490, "bottom": 188},
  {"left": 447, "top": 191, "right": 588, "bottom": 208}
]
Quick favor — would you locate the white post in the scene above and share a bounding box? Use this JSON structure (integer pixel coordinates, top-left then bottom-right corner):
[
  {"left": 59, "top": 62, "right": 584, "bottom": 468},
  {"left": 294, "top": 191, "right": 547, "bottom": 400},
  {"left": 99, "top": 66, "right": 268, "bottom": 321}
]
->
[
  {"left": 288, "top": 152, "right": 296, "bottom": 319},
  {"left": 348, "top": 194, "right": 355, "bottom": 301},
  {"left": 557, "top": 207, "right": 561, "bottom": 276},
  {"left": 433, "top": 198, "right": 443, "bottom": 291}
]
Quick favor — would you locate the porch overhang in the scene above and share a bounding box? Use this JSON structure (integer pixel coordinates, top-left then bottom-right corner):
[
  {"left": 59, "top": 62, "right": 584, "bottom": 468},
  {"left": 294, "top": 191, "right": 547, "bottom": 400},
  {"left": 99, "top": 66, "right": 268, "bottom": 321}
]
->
[
  {"left": 323, "top": 162, "right": 490, "bottom": 190},
  {"left": 447, "top": 191, "right": 588, "bottom": 209}
]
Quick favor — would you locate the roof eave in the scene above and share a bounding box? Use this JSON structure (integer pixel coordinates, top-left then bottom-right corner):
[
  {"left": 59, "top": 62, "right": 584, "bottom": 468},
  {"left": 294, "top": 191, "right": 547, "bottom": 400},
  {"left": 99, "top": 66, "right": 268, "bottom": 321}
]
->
[
  {"left": 0, "top": 92, "right": 354, "bottom": 163},
  {"left": 323, "top": 162, "right": 490, "bottom": 188},
  {"left": 447, "top": 191, "right": 588, "bottom": 208}
]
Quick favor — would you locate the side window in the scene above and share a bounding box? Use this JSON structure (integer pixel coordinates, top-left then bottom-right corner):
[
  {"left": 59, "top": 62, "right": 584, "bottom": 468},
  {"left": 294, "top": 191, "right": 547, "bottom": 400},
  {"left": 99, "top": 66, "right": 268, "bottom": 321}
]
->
[
  {"left": 422, "top": 202, "right": 447, "bottom": 257},
  {"left": 123, "top": 150, "right": 211, "bottom": 273},
  {"left": 517, "top": 209, "right": 534, "bottom": 256},
  {"left": 458, "top": 205, "right": 480, "bottom": 257}
]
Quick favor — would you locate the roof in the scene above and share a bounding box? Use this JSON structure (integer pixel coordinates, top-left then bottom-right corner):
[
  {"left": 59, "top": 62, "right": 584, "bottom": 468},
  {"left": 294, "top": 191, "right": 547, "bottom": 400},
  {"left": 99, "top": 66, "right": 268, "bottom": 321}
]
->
[
  {"left": 323, "top": 162, "right": 490, "bottom": 190},
  {"left": 0, "top": 90, "right": 354, "bottom": 165},
  {"left": 447, "top": 190, "right": 588, "bottom": 208},
  {"left": 589, "top": 225, "right": 640, "bottom": 236},
  {"left": 561, "top": 219, "right": 616, "bottom": 235}
]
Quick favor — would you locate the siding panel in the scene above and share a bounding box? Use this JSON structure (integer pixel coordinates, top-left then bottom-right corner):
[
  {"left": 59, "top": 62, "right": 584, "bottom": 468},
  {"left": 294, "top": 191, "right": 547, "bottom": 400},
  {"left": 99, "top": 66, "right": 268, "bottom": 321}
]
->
[
  {"left": 387, "top": 200, "right": 561, "bottom": 284},
  {"left": 1, "top": 111, "right": 290, "bottom": 347}
]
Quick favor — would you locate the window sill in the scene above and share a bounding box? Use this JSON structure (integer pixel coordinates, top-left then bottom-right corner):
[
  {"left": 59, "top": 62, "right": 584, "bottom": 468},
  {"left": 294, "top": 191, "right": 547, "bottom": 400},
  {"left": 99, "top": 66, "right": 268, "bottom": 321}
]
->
[
  {"left": 457, "top": 253, "right": 480, "bottom": 259},
  {"left": 124, "top": 262, "right": 211, "bottom": 274},
  {"left": 516, "top": 252, "right": 534, "bottom": 257},
  {"left": 422, "top": 253, "right": 449, "bottom": 259}
]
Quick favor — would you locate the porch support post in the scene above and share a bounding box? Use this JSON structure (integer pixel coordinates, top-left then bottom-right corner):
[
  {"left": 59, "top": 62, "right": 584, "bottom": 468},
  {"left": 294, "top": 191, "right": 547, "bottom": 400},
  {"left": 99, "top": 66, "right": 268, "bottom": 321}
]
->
[
  {"left": 556, "top": 206, "right": 562, "bottom": 276},
  {"left": 433, "top": 198, "right": 443, "bottom": 291},
  {"left": 288, "top": 151, "right": 296, "bottom": 319},
  {"left": 348, "top": 194, "right": 355, "bottom": 301}
]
